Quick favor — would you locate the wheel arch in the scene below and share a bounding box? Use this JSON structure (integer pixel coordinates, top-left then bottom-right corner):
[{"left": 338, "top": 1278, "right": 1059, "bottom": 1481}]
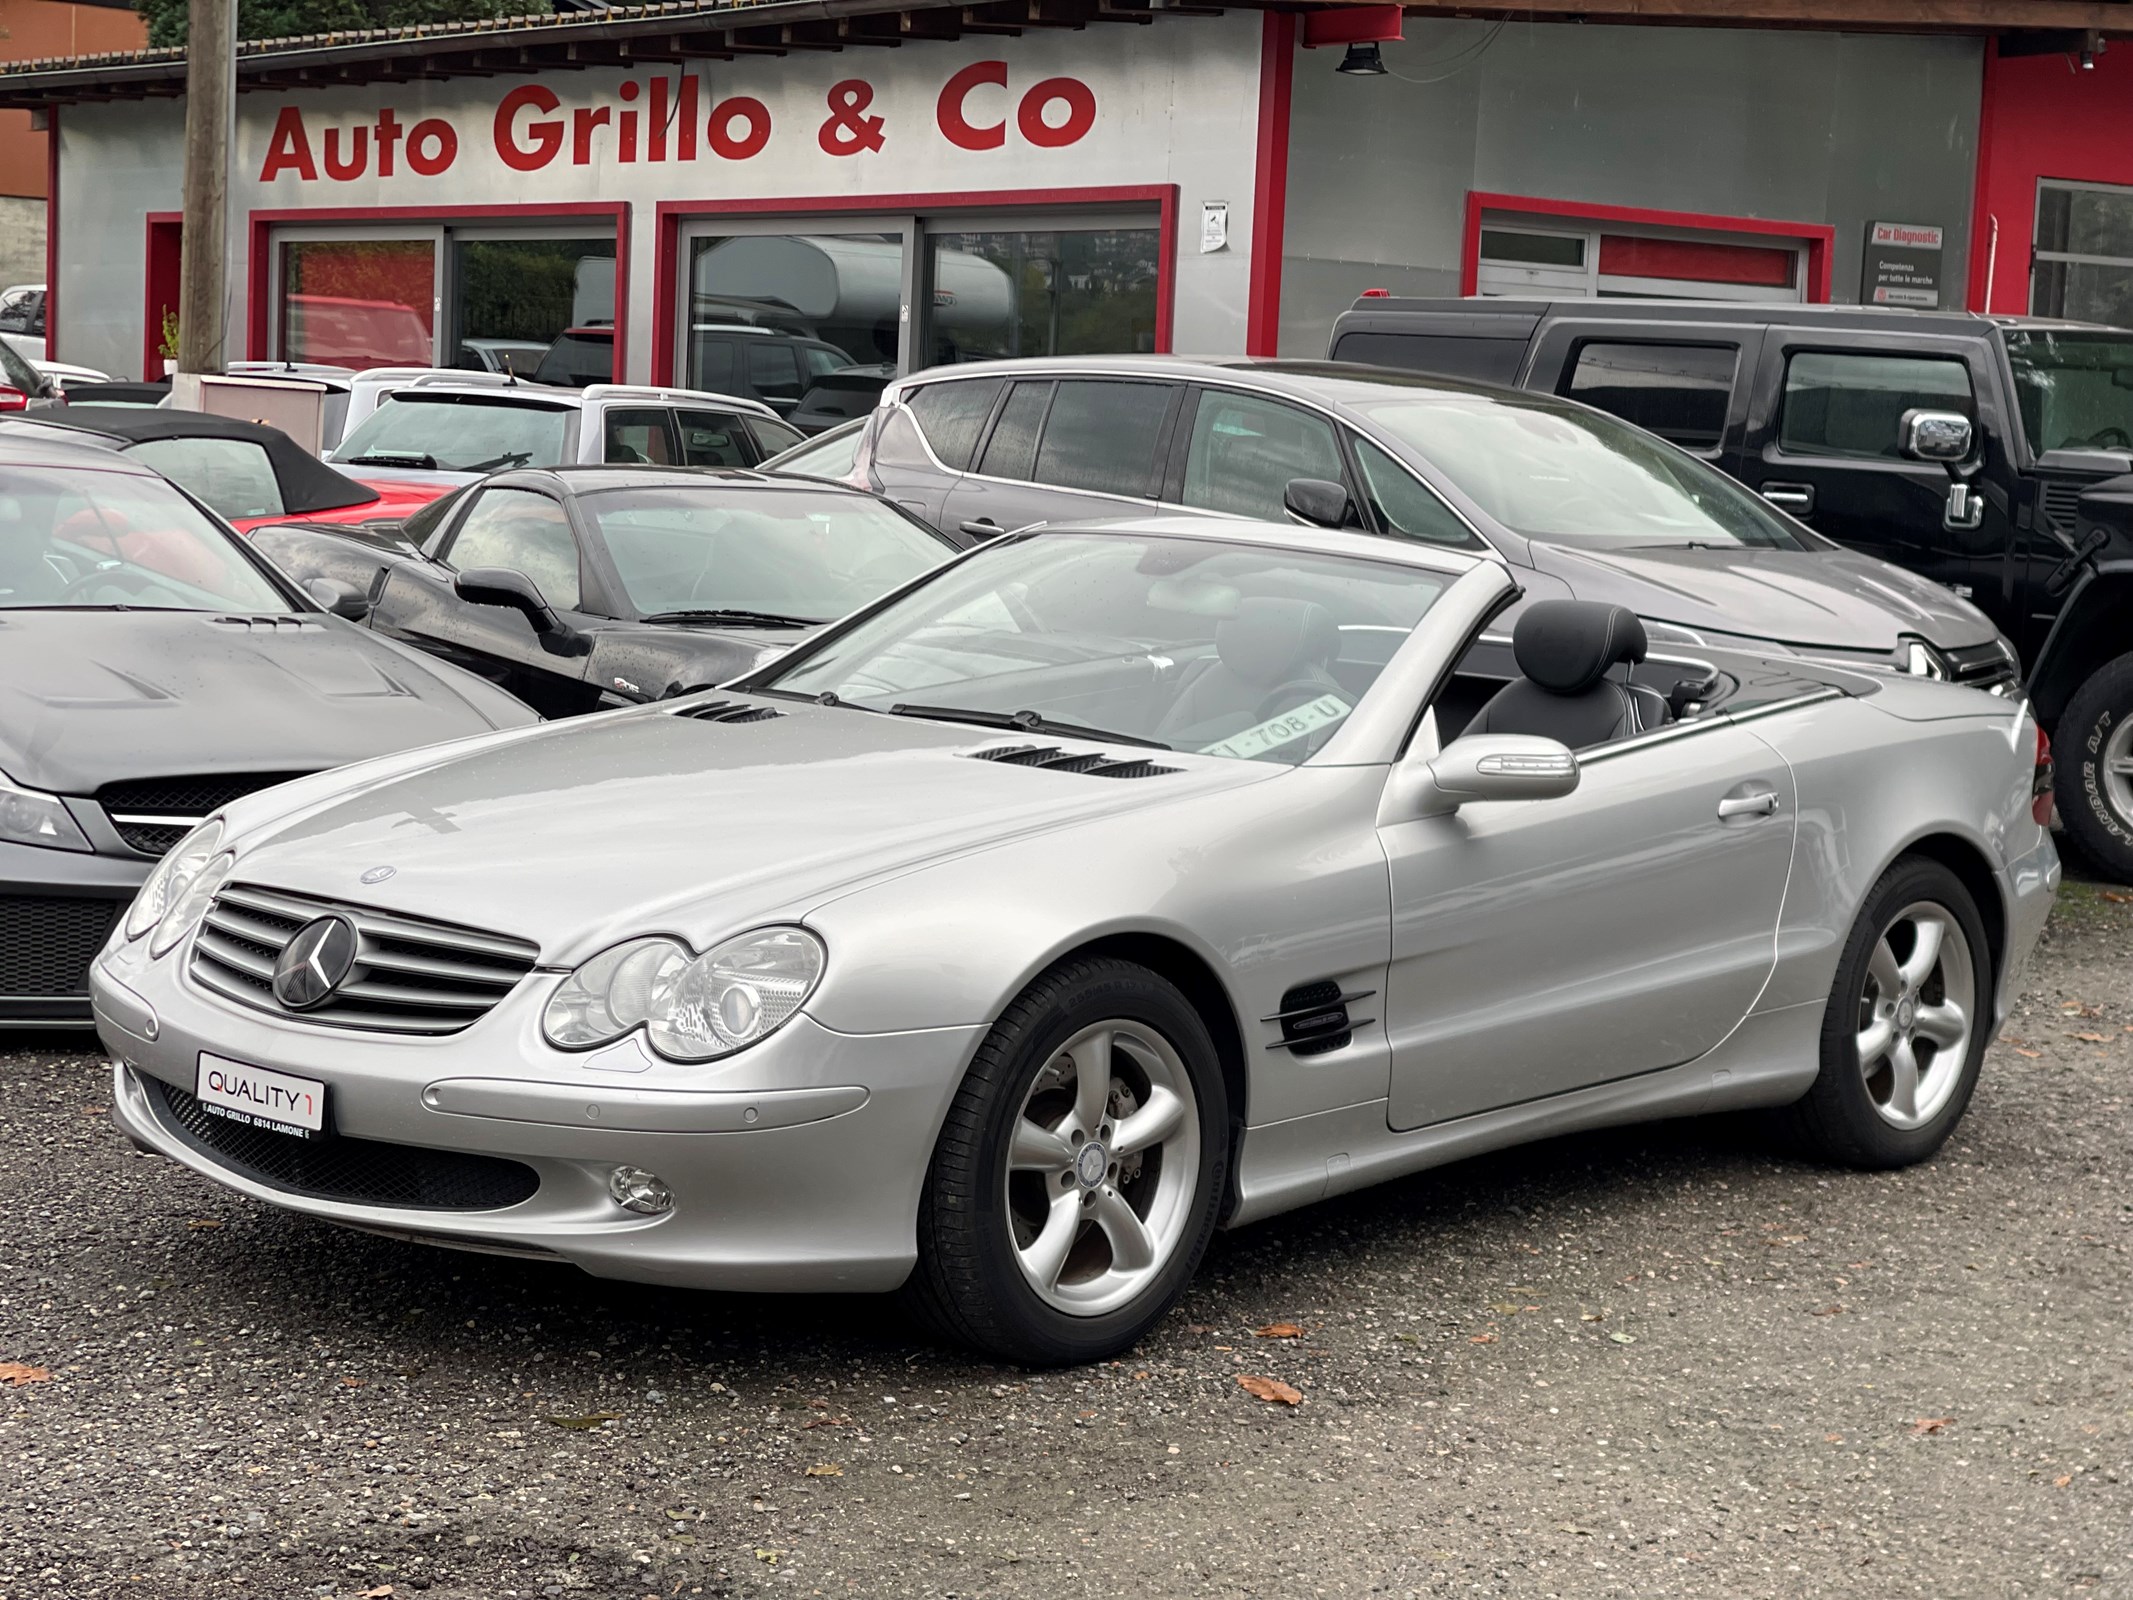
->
[
  {"left": 1888, "top": 829, "right": 2008, "bottom": 996},
  {"left": 2029, "top": 564, "right": 2133, "bottom": 724}
]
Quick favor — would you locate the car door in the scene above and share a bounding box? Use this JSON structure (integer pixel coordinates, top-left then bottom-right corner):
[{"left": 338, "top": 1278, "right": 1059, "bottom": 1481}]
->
[
  {"left": 938, "top": 376, "right": 1184, "bottom": 540},
  {"left": 672, "top": 407, "right": 754, "bottom": 468},
  {"left": 1380, "top": 712, "right": 1798, "bottom": 1131},
  {"left": 1165, "top": 386, "right": 1366, "bottom": 526},
  {"left": 368, "top": 484, "right": 602, "bottom": 718},
  {"left": 865, "top": 373, "right": 1008, "bottom": 529},
  {"left": 1732, "top": 333, "right": 2018, "bottom": 625},
  {"left": 600, "top": 406, "right": 681, "bottom": 466}
]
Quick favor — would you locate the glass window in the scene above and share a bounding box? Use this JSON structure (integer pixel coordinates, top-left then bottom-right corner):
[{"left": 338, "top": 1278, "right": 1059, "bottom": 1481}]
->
[
  {"left": 1479, "top": 229, "right": 1586, "bottom": 268},
  {"left": 2003, "top": 328, "right": 2133, "bottom": 454},
  {"left": 1182, "top": 391, "right": 1345, "bottom": 520},
  {"left": 762, "top": 531, "right": 1451, "bottom": 763},
  {"left": 533, "top": 328, "right": 615, "bottom": 388},
  {"left": 674, "top": 409, "right": 750, "bottom": 468},
  {"left": 443, "top": 487, "right": 581, "bottom": 610},
  {"left": 924, "top": 227, "right": 1161, "bottom": 364},
  {"left": 764, "top": 421, "right": 863, "bottom": 480},
  {"left": 907, "top": 378, "right": 1005, "bottom": 471},
  {"left": 1, "top": 465, "right": 288, "bottom": 611},
  {"left": 1563, "top": 342, "right": 1737, "bottom": 450},
  {"left": 589, "top": 485, "right": 948, "bottom": 622},
  {"left": 453, "top": 237, "right": 614, "bottom": 378},
  {"left": 1030, "top": 380, "right": 1172, "bottom": 498},
  {"left": 1354, "top": 393, "right": 1812, "bottom": 550},
  {"left": 744, "top": 416, "right": 806, "bottom": 459},
  {"left": 126, "top": 437, "right": 285, "bottom": 522},
  {"left": 2034, "top": 182, "right": 2133, "bottom": 325},
  {"left": 281, "top": 239, "right": 435, "bottom": 369},
  {"left": 1351, "top": 438, "right": 1483, "bottom": 549},
  {"left": 978, "top": 382, "right": 1052, "bottom": 479},
  {"left": 603, "top": 407, "right": 680, "bottom": 466},
  {"left": 1779, "top": 352, "right": 1974, "bottom": 461},
  {"left": 0, "top": 337, "right": 47, "bottom": 396},
  {"left": 686, "top": 233, "right": 903, "bottom": 399},
  {"left": 333, "top": 395, "right": 571, "bottom": 474}
]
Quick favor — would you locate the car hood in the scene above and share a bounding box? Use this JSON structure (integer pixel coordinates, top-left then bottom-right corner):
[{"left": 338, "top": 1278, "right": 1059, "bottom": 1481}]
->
[
  {"left": 0, "top": 609, "right": 531, "bottom": 795},
  {"left": 1526, "top": 542, "right": 1998, "bottom": 652},
  {"left": 219, "top": 701, "right": 1275, "bottom": 964}
]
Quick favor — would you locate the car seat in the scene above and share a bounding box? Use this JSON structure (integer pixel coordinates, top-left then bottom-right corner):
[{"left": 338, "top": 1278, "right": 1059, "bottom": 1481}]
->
[
  {"left": 1464, "top": 600, "right": 1670, "bottom": 750},
  {"left": 1156, "top": 596, "right": 1343, "bottom": 748}
]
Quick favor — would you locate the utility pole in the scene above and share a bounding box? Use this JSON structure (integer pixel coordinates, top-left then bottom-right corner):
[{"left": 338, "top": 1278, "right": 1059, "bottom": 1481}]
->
[{"left": 174, "top": 0, "right": 235, "bottom": 385}]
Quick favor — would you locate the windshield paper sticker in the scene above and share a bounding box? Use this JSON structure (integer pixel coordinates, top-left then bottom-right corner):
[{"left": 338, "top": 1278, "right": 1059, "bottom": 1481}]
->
[{"left": 1200, "top": 694, "right": 1351, "bottom": 759}]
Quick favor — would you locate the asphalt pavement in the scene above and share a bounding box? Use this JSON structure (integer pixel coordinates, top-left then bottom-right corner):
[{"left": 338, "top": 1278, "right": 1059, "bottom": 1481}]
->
[{"left": 3, "top": 882, "right": 2128, "bottom": 1600}]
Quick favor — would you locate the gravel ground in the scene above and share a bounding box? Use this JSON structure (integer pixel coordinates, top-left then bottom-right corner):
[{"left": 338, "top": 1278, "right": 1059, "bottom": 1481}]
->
[{"left": 3, "top": 883, "right": 2129, "bottom": 1600}]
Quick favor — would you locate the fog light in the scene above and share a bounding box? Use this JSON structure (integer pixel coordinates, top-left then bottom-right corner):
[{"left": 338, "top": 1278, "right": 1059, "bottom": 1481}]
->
[{"left": 608, "top": 1165, "right": 674, "bottom": 1215}]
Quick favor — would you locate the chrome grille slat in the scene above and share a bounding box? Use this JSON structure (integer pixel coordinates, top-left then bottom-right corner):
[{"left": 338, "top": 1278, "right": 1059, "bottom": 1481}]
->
[{"left": 188, "top": 882, "right": 537, "bottom": 1036}]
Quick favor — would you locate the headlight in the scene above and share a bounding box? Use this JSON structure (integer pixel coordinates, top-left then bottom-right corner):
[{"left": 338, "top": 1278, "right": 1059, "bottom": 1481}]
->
[
  {"left": 543, "top": 926, "right": 825, "bottom": 1061},
  {"left": 0, "top": 772, "right": 90, "bottom": 852},
  {"left": 1899, "top": 639, "right": 1949, "bottom": 680},
  {"left": 149, "top": 850, "right": 235, "bottom": 958},
  {"left": 124, "top": 818, "right": 225, "bottom": 942}
]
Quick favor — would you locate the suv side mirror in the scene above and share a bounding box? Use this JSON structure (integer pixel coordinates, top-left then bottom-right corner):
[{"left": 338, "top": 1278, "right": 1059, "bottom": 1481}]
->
[
  {"left": 1392, "top": 733, "right": 1580, "bottom": 820},
  {"left": 304, "top": 576, "right": 371, "bottom": 620},
  {"left": 1899, "top": 408, "right": 1974, "bottom": 464},
  {"left": 1284, "top": 478, "right": 1355, "bottom": 530},
  {"left": 454, "top": 566, "right": 566, "bottom": 637}
]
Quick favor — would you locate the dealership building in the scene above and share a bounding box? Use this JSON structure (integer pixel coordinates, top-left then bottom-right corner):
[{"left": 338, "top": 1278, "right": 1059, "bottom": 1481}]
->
[{"left": 2, "top": 0, "right": 2131, "bottom": 385}]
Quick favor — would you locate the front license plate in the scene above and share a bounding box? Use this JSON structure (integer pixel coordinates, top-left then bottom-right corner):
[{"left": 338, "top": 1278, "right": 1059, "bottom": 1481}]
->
[{"left": 196, "top": 1054, "right": 328, "bottom": 1140}]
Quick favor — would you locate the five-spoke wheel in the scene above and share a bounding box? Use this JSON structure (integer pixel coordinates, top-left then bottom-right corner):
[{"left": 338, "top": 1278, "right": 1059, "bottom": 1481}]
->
[{"left": 1852, "top": 901, "right": 1975, "bottom": 1130}]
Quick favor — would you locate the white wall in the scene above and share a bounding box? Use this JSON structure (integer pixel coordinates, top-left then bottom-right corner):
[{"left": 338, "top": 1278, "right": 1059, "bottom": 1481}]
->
[{"left": 55, "top": 12, "right": 1266, "bottom": 381}]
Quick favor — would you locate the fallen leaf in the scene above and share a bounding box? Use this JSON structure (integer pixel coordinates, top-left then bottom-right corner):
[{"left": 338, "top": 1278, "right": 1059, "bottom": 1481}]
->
[
  {"left": 2013, "top": 1047, "right": 2042, "bottom": 1059},
  {"left": 1468, "top": 1333, "right": 1498, "bottom": 1345},
  {"left": 754, "top": 1549, "right": 784, "bottom": 1566},
  {"left": 358, "top": 1588, "right": 394, "bottom": 1598},
  {"left": 1608, "top": 1332, "right": 1637, "bottom": 1345},
  {"left": 804, "top": 1463, "right": 842, "bottom": 1477},
  {"left": 2070, "top": 1031, "right": 2107, "bottom": 1043},
  {"left": 540, "top": 1412, "right": 621, "bottom": 1431},
  {"left": 1557, "top": 1523, "right": 1593, "bottom": 1536},
  {"left": 339, "top": 1376, "right": 366, "bottom": 1388},
  {"left": 1252, "top": 1322, "right": 1304, "bottom": 1339},
  {"left": 2055, "top": 1474, "right": 2074, "bottom": 1488},
  {"left": 1488, "top": 1301, "right": 1523, "bottom": 1314},
  {"left": 1811, "top": 1305, "right": 1845, "bottom": 1317},
  {"left": 1910, "top": 1416, "right": 1955, "bottom": 1436},
  {"left": 81, "top": 1106, "right": 107, "bottom": 1116},
  {"left": 801, "top": 1415, "right": 850, "bottom": 1430},
  {"left": 1824, "top": 1433, "right": 1844, "bottom": 1443},
  {"left": 187, "top": 1219, "right": 223, "bottom": 1231},
  {"left": 1237, "top": 1375, "right": 1302, "bottom": 1406},
  {"left": 2103, "top": 891, "right": 2130, "bottom": 904},
  {"left": 0, "top": 1363, "right": 53, "bottom": 1386},
  {"left": 1579, "top": 1311, "right": 1606, "bottom": 1323}
]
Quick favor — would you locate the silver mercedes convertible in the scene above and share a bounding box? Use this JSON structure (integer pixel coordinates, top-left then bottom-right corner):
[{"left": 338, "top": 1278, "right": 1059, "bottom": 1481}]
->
[{"left": 91, "top": 518, "right": 2060, "bottom": 1363}]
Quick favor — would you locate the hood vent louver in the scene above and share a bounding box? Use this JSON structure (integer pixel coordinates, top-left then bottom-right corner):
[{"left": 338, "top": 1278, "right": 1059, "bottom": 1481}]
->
[
  {"left": 209, "top": 615, "right": 320, "bottom": 631},
  {"left": 964, "top": 743, "right": 1181, "bottom": 780},
  {"left": 666, "top": 699, "right": 786, "bottom": 724},
  {"left": 1263, "top": 979, "right": 1375, "bottom": 1058}
]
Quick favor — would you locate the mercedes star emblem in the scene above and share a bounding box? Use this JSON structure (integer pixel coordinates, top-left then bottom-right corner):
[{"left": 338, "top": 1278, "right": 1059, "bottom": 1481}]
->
[
  {"left": 272, "top": 915, "right": 359, "bottom": 1010},
  {"left": 360, "top": 865, "right": 397, "bottom": 885}
]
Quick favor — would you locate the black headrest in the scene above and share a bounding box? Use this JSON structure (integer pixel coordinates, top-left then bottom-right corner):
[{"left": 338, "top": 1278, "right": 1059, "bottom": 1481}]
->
[
  {"left": 1512, "top": 600, "right": 1648, "bottom": 696},
  {"left": 1217, "top": 597, "right": 1339, "bottom": 689}
]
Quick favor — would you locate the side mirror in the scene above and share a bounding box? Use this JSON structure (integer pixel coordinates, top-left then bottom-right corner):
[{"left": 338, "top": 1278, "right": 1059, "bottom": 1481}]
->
[
  {"left": 1397, "top": 733, "right": 1580, "bottom": 820},
  {"left": 453, "top": 565, "right": 564, "bottom": 636},
  {"left": 304, "top": 576, "right": 371, "bottom": 620},
  {"left": 1284, "top": 477, "right": 1355, "bottom": 530},
  {"left": 1899, "top": 408, "right": 1974, "bottom": 465}
]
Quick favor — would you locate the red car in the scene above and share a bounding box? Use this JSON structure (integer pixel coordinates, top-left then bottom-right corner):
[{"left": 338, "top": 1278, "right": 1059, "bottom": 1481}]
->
[{"left": 4, "top": 407, "right": 433, "bottom": 534}]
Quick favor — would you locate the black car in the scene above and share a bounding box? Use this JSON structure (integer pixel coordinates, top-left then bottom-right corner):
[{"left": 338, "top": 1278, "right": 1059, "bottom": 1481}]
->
[
  {"left": 0, "top": 428, "right": 538, "bottom": 1027},
  {"left": 251, "top": 465, "right": 965, "bottom": 720},
  {"left": 1327, "top": 297, "right": 2133, "bottom": 876}
]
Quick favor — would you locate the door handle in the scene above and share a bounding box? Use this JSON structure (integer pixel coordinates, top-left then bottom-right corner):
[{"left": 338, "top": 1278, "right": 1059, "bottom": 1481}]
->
[
  {"left": 959, "top": 518, "right": 1002, "bottom": 538},
  {"left": 1717, "top": 791, "right": 1781, "bottom": 820},
  {"left": 1761, "top": 482, "right": 1815, "bottom": 515}
]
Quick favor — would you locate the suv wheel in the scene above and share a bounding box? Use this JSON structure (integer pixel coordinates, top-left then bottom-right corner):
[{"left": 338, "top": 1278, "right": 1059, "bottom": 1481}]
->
[{"left": 2054, "top": 651, "right": 2133, "bottom": 883}]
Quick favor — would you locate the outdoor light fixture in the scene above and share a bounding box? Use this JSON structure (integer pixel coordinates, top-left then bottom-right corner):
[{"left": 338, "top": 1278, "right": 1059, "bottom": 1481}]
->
[{"left": 1338, "top": 41, "right": 1387, "bottom": 75}]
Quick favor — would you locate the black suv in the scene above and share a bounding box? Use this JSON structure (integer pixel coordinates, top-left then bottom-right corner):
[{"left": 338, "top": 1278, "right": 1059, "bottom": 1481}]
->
[{"left": 1330, "top": 298, "right": 2133, "bottom": 877}]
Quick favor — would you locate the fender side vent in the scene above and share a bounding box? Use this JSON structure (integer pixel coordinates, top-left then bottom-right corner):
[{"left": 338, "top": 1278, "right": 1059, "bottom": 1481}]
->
[
  {"left": 1263, "top": 979, "right": 1375, "bottom": 1058},
  {"left": 965, "top": 743, "right": 1180, "bottom": 779},
  {"left": 668, "top": 699, "right": 785, "bottom": 723}
]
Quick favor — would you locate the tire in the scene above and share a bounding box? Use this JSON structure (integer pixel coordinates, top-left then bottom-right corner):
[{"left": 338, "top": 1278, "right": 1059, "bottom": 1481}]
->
[
  {"left": 2054, "top": 651, "right": 2133, "bottom": 884},
  {"left": 905, "top": 958, "right": 1229, "bottom": 1365},
  {"left": 1776, "top": 855, "right": 1992, "bottom": 1169}
]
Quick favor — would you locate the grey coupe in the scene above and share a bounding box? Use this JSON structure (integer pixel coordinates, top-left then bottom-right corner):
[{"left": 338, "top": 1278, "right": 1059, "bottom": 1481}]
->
[{"left": 92, "top": 517, "right": 2060, "bottom": 1363}]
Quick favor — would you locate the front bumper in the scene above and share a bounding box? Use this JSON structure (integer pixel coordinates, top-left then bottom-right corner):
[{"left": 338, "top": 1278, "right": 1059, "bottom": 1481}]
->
[
  {"left": 2, "top": 839, "right": 148, "bottom": 1026},
  {"left": 93, "top": 935, "right": 985, "bottom": 1293}
]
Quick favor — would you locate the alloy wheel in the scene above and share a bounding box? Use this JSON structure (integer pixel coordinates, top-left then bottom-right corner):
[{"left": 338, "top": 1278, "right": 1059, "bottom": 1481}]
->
[
  {"left": 1853, "top": 899, "right": 1975, "bottom": 1131},
  {"left": 2102, "top": 715, "right": 2133, "bottom": 826},
  {"left": 1004, "top": 1018, "right": 1201, "bottom": 1317}
]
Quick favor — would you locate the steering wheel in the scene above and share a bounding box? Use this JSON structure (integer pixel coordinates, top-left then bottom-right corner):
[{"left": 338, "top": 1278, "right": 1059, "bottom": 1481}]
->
[
  {"left": 2080, "top": 427, "right": 2133, "bottom": 450},
  {"left": 1252, "top": 677, "right": 1344, "bottom": 726},
  {"left": 60, "top": 566, "right": 177, "bottom": 605}
]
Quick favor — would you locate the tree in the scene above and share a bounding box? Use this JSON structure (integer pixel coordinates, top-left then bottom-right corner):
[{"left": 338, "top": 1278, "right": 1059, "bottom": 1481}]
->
[{"left": 137, "top": 0, "right": 520, "bottom": 50}]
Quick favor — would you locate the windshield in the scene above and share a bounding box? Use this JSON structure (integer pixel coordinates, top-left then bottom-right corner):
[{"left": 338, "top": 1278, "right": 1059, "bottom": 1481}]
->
[
  {"left": 766, "top": 422, "right": 863, "bottom": 480},
  {"left": 2003, "top": 329, "right": 2133, "bottom": 454},
  {"left": 762, "top": 532, "right": 1452, "bottom": 764},
  {"left": 126, "top": 437, "right": 285, "bottom": 521},
  {"left": 1355, "top": 395, "right": 1812, "bottom": 550},
  {"left": 589, "top": 486, "right": 949, "bottom": 622},
  {"left": 333, "top": 395, "right": 571, "bottom": 473},
  {"left": 0, "top": 465, "right": 290, "bottom": 610}
]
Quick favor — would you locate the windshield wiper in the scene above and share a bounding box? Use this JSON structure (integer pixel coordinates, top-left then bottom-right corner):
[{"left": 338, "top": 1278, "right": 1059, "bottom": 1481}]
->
[
  {"left": 886, "top": 703, "right": 1170, "bottom": 750},
  {"left": 463, "top": 450, "right": 533, "bottom": 473},
  {"left": 638, "top": 608, "right": 825, "bottom": 628},
  {"left": 338, "top": 451, "right": 438, "bottom": 470}
]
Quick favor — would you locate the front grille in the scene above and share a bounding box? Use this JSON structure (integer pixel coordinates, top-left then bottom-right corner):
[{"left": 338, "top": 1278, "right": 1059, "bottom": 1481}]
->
[
  {"left": 0, "top": 895, "right": 119, "bottom": 997},
  {"left": 147, "top": 1076, "right": 538, "bottom": 1210},
  {"left": 667, "top": 698, "right": 784, "bottom": 723},
  {"left": 98, "top": 773, "right": 308, "bottom": 857},
  {"left": 964, "top": 743, "right": 1180, "bottom": 779},
  {"left": 190, "top": 883, "right": 538, "bottom": 1035},
  {"left": 1944, "top": 639, "right": 2020, "bottom": 688}
]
